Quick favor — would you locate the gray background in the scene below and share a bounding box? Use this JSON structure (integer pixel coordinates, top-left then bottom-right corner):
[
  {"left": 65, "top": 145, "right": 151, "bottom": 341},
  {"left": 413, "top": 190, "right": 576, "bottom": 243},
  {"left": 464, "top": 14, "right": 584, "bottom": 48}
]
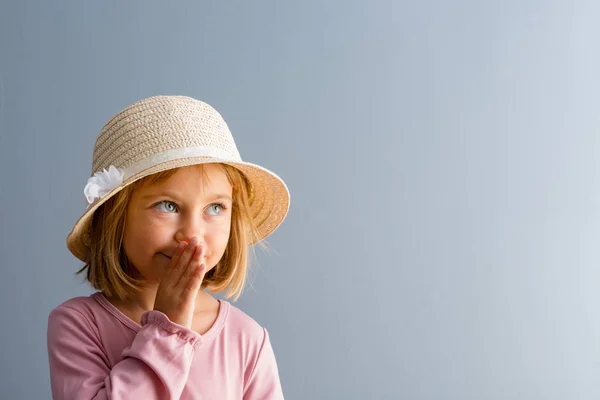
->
[{"left": 1, "top": 1, "right": 600, "bottom": 399}]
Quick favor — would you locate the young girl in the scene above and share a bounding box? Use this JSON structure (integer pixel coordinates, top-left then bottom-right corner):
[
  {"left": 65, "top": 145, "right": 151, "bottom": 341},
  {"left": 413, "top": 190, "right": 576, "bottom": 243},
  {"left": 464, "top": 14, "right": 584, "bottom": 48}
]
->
[{"left": 47, "top": 95, "right": 290, "bottom": 399}]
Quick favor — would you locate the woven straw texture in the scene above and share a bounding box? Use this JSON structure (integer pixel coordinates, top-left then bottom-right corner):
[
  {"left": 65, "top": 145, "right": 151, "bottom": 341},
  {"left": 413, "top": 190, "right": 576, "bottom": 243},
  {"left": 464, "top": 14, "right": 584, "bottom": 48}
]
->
[{"left": 66, "top": 95, "right": 290, "bottom": 263}]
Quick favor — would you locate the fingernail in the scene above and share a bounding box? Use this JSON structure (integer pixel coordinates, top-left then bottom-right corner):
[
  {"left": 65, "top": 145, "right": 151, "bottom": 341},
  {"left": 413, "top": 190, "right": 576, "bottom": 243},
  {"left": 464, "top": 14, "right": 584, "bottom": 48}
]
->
[
  {"left": 178, "top": 242, "right": 186, "bottom": 249},
  {"left": 190, "top": 237, "right": 198, "bottom": 245}
]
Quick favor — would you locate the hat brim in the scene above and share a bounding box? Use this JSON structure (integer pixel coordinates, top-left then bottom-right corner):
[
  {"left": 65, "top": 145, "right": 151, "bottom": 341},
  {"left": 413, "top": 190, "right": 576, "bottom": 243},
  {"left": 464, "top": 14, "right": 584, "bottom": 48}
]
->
[{"left": 66, "top": 157, "right": 290, "bottom": 263}]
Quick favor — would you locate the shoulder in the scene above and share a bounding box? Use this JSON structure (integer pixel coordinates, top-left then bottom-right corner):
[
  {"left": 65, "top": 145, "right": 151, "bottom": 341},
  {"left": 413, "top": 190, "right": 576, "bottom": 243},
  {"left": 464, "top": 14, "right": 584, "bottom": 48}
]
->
[
  {"left": 49, "top": 293, "right": 102, "bottom": 322},
  {"left": 221, "top": 302, "right": 282, "bottom": 391},
  {"left": 220, "top": 300, "right": 269, "bottom": 348},
  {"left": 224, "top": 301, "right": 265, "bottom": 334},
  {"left": 47, "top": 293, "right": 104, "bottom": 340}
]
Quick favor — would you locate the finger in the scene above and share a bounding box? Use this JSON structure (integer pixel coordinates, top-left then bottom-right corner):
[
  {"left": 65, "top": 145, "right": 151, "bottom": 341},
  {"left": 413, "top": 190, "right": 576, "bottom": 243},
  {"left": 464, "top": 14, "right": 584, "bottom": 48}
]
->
[
  {"left": 170, "top": 241, "right": 188, "bottom": 268},
  {"left": 168, "top": 237, "right": 198, "bottom": 287},
  {"left": 160, "top": 240, "right": 188, "bottom": 287},
  {"left": 166, "top": 241, "right": 188, "bottom": 272},
  {"left": 175, "top": 242, "right": 204, "bottom": 289},
  {"left": 181, "top": 260, "right": 207, "bottom": 303}
]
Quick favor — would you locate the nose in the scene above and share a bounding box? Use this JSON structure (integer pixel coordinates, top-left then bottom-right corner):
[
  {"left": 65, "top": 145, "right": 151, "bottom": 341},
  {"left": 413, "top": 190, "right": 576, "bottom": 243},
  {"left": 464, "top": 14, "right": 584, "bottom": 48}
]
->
[{"left": 174, "top": 212, "right": 206, "bottom": 245}]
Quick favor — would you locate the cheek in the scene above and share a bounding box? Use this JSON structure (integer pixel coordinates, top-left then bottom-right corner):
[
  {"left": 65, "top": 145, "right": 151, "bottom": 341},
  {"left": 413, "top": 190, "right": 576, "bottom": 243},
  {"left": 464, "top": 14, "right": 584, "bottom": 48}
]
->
[
  {"left": 207, "top": 221, "right": 232, "bottom": 258},
  {"left": 123, "top": 215, "right": 169, "bottom": 258}
]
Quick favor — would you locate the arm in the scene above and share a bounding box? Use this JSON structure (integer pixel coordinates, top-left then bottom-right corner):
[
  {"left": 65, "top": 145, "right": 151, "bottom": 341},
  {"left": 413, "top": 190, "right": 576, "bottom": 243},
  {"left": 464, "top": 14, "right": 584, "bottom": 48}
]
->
[
  {"left": 243, "top": 328, "right": 285, "bottom": 400},
  {"left": 47, "top": 305, "right": 201, "bottom": 400}
]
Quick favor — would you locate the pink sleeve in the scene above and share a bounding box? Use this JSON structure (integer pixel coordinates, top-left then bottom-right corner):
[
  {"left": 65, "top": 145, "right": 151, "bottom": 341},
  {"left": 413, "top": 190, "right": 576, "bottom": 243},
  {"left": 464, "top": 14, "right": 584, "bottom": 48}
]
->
[
  {"left": 243, "top": 328, "right": 285, "bottom": 400},
  {"left": 47, "top": 305, "right": 202, "bottom": 400}
]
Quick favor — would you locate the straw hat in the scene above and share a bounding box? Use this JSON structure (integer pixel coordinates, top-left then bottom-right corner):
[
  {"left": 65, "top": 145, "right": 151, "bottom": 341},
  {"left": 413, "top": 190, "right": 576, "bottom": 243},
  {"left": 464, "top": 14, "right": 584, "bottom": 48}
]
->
[{"left": 66, "top": 95, "right": 290, "bottom": 263}]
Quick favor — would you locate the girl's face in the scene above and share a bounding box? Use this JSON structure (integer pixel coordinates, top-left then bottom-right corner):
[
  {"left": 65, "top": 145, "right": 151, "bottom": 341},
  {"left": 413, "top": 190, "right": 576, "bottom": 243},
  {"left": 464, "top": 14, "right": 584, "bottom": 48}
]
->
[{"left": 122, "top": 164, "right": 233, "bottom": 283}]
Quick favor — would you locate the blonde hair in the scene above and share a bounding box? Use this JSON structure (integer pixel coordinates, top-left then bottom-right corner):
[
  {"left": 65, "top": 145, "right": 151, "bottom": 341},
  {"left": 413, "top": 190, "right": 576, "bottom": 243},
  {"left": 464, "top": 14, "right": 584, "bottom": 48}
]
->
[{"left": 76, "top": 163, "right": 262, "bottom": 302}]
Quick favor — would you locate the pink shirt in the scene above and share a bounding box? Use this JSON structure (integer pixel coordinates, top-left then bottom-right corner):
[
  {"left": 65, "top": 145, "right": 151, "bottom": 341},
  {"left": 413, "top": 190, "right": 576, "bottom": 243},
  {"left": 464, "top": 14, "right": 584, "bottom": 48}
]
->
[{"left": 47, "top": 292, "right": 284, "bottom": 399}]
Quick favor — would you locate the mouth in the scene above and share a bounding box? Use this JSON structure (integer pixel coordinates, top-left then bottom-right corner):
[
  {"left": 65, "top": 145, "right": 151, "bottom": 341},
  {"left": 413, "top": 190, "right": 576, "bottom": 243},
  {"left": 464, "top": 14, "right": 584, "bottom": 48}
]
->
[{"left": 160, "top": 251, "right": 208, "bottom": 261}]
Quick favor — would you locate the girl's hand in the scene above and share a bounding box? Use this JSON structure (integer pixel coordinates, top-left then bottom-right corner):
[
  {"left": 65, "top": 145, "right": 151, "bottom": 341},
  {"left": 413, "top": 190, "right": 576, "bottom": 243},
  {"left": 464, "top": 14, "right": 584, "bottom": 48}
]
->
[{"left": 153, "top": 237, "right": 206, "bottom": 329}]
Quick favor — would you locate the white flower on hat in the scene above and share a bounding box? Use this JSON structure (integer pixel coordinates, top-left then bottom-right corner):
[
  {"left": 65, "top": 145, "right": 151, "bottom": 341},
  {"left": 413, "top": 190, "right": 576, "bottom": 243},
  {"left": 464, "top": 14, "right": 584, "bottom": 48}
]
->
[{"left": 84, "top": 165, "right": 124, "bottom": 205}]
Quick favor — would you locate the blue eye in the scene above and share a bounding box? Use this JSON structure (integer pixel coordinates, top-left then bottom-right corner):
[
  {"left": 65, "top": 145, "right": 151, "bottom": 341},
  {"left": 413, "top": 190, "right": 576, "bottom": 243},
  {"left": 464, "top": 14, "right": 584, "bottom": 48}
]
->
[
  {"left": 153, "top": 201, "right": 226, "bottom": 215},
  {"left": 206, "top": 203, "right": 225, "bottom": 216},
  {"left": 154, "top": 201, "right": 178, "bottom": 213}
]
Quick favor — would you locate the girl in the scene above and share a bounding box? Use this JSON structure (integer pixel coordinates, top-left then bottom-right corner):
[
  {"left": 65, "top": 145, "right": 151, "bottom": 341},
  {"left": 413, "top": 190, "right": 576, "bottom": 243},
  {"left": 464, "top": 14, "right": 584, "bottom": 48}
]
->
[{"left": 47, "top": 95, "right": 290, "bottom": 399}]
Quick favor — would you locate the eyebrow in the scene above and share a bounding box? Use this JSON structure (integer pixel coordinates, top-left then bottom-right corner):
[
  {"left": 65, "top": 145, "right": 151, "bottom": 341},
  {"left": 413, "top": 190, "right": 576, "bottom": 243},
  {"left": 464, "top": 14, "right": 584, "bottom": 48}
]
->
[{"left": 142, "top": 190, "right": 232, "bottom": 202}]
